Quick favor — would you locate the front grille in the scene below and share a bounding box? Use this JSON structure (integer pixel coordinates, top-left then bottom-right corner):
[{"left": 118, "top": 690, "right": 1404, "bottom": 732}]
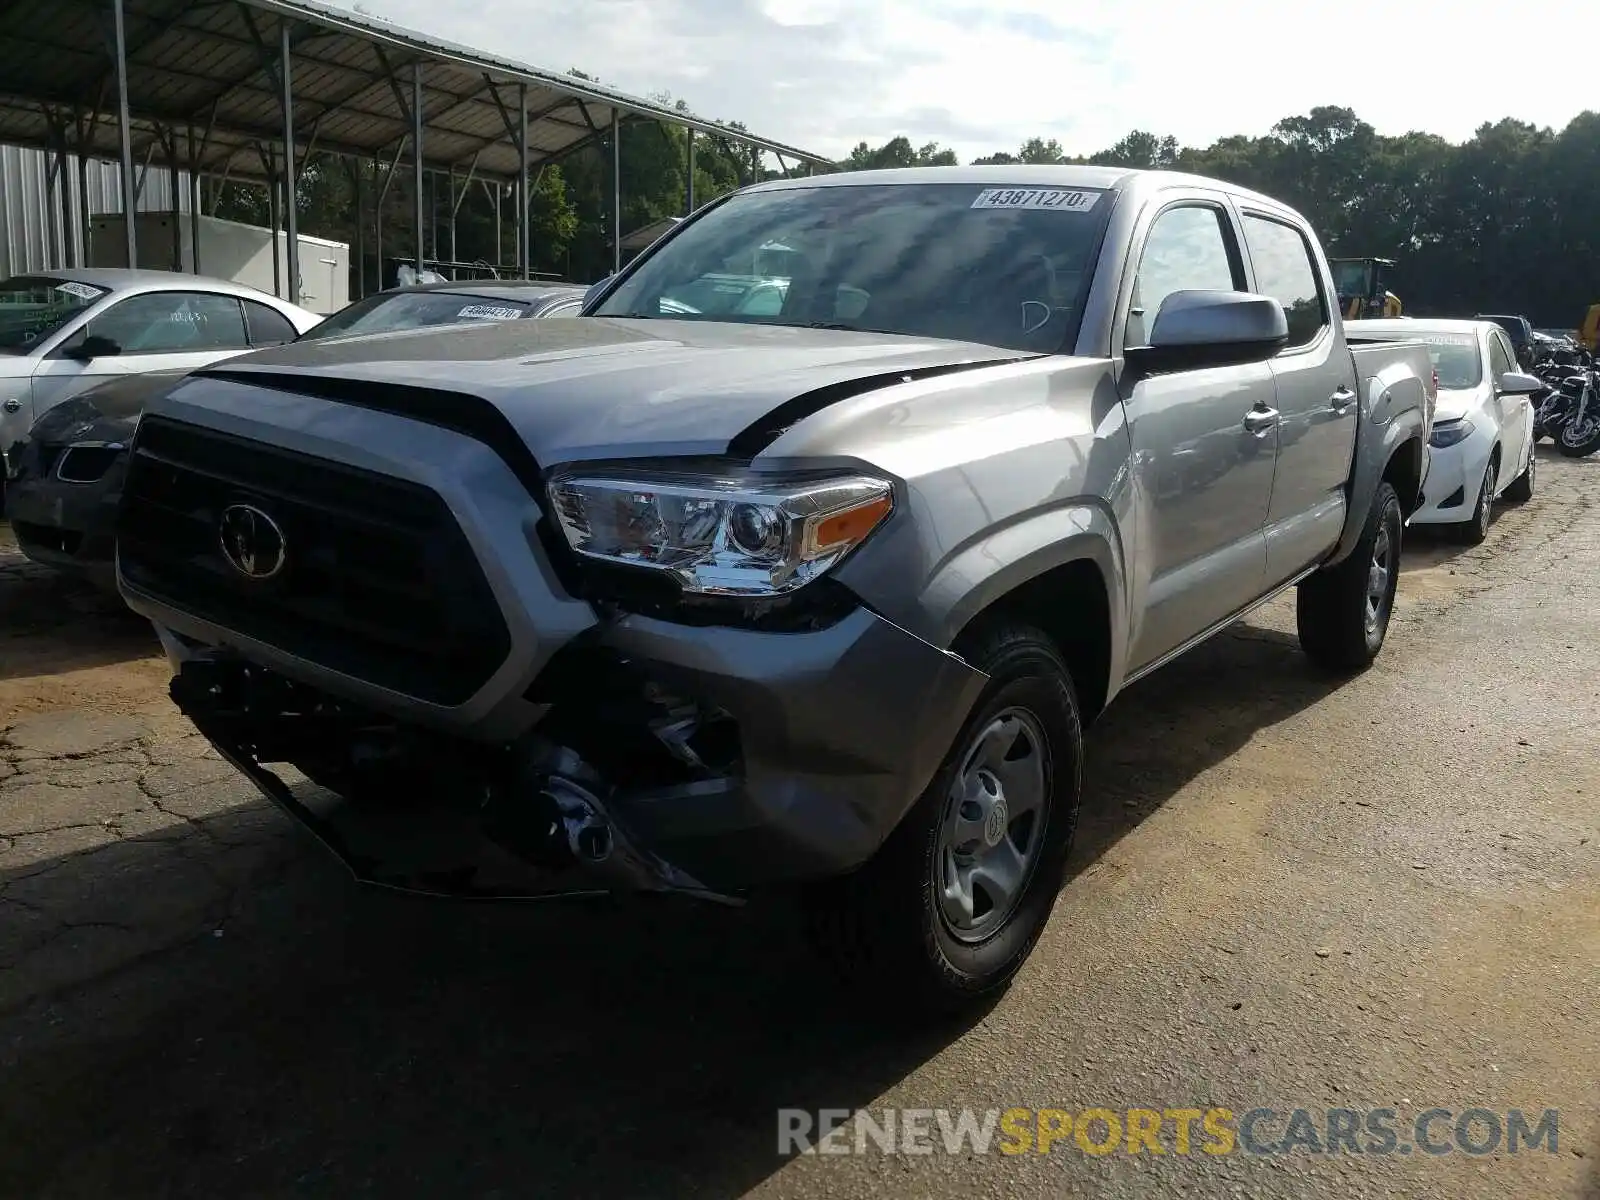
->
[{"left": 118, "top": 416, "right": 513, "bottom": 707}]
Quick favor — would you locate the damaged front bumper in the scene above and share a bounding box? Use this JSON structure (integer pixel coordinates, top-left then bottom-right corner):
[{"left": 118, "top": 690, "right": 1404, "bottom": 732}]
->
[{"left": 160, "top": 604, "right": 987, "bottom": 903}]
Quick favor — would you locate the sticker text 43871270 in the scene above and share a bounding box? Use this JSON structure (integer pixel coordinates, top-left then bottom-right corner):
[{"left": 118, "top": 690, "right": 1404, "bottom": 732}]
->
[{"left": 970, "top": 188, "right": 1100, "bottom": 212}]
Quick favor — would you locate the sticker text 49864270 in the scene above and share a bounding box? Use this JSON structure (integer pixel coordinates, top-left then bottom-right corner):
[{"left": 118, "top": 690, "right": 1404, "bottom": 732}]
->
[{"left": 970, "top": 188, "right": 1100, "bottom": 212}]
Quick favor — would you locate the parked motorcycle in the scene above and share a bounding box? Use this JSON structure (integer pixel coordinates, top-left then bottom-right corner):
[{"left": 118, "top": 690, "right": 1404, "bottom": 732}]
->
[
  {"left": 1554, "top": 369, "right": 1600, "bottom": 457},
  {"left": 1529, "top": 348, "right": 1599, "bottom": 454}
]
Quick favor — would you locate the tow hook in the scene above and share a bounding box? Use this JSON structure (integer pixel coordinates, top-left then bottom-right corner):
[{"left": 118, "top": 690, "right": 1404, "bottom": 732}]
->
[{"left": 523, "top": 744, "right": 743, "bottom": 906}]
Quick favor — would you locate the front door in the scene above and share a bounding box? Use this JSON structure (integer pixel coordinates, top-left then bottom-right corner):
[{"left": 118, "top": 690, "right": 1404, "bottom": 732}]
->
[
  {"left": 29, "top": 290, "right": 254, "bottom": 421},
  {"left": 1238, "top": 211, "right": 1357, "bottom": 584},
  {"left": 1487, "top": 328, "right": 1529, "bottom": 487},
  {"left": 1119, "top": 199, "right": 1278, "bottom": 671}
]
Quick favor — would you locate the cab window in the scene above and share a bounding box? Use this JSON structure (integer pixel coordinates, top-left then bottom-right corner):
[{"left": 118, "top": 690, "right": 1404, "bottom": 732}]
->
[
  {"left": 1241, "top": 214, "right": 1328, "bottom": 349},
  {"left": 1126, "top": 205, "right": 1240, "bottom": 348}
]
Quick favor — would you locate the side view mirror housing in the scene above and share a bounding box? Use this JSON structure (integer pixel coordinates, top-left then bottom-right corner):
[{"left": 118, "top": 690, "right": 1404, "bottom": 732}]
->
[
  {"left": 61, "top": 333, "right": 121, "bottom": 361},
  {"left": 1496, "top": 370, "right": 1545, "bottom": 397},
  {"left": 1124, "top": 290, "right": 1290, "bottom": 374},
  {"left": 582, "top": 275, "right": 615, "bottom": 310}
]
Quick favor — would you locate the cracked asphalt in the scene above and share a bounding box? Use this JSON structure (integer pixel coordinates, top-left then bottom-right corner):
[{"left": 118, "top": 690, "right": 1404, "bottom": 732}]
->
[{"left": 1, "top": 450, "right": 1598, "bottom": 1200}]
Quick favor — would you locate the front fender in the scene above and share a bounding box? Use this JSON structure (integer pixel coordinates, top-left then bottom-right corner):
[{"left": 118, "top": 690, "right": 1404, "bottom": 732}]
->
[
  {"left": 920, "top": 499, "right": 1128, "bottom": 673},
  {"left": 1329, "top": 376, "right": 1427, "bottom": 567}
]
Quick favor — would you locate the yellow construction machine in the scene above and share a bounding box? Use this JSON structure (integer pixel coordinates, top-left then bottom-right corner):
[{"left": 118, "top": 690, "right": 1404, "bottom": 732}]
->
[
  {"left": 1330, "top": 256, "right": 1402, "bottom": 320},
  {"left": 1580, "top": 303, "right": 1600, "bottom": 351}
]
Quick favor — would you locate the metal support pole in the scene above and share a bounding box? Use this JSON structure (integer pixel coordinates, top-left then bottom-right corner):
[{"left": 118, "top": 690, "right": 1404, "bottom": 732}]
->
[
  {"left": 266, "top": 150, "right": 281, "bottom": 297},
  {"left": 493, "top": 183, "right": 502, "bottom": 272},
  {"left": 187, "top": 122, "right": 201, "bottom": 273},
  {"left": 352, "top": 159, "right": 365, "bottom": 299},
  {"left": 166, "top": 129, "right": 181, "bottom": 271},
  {"left": 517, "top": 83, "right": 529, "bottom": 278},
  {"left": 412, "top": 62, "right": 425, "bottom": 273},
  {"left": 111, "top": 0, "right": 138, "bottom": 267},
  {"left": 685, "top": 128, "right": 695, "bottom": 214},
  {"left": 611, "top": 109, "right": 621, "bottom": 276},
  {"left": 280, "top": 21, "right": 300, "bottom": 306},
  {"left": 43, "top": 120, "right": 62, "bottom": 270},
  {"left": 448, "top": 165, "right": 456, "bottom": 264}
]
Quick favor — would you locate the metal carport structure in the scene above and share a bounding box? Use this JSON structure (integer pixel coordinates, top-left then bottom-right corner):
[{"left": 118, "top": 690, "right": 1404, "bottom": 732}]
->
[{"left": 0, "top": 0, "right": 835, "bottom": 300}]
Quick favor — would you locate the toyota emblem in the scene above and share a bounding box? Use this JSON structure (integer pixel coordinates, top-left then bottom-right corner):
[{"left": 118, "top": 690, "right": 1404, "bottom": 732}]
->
[{"left": 218, "top": 503, "right": 287, "bottom": 580}]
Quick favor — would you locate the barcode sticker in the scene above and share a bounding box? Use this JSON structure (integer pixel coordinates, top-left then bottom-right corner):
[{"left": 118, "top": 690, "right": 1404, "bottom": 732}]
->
[{"left": 970, "top": 188, "right": 1100, "bottom": 212}]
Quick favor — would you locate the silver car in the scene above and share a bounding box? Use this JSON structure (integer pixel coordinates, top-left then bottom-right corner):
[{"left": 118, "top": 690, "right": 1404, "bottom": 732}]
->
[{"left": 0, "top": 268, "right": 320, "bottom": 480}]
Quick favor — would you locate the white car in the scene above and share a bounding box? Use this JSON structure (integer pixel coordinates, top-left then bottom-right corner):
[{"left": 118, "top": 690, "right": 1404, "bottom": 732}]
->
[
  {"left": 0, "top": 268, "right": 320, "bottom": 483},
  {"left": 1352, "top": 318, "right": 1543, "bottom": 544}
]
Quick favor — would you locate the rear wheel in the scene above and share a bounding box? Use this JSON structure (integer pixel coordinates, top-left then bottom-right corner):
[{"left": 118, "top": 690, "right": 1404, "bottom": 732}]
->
[
  {"left": 1297, "top": 480, "right": 1402, "bottom": 674},
  {"left": 804, "top": 620, "right": 1082, "bottom": 1013}
]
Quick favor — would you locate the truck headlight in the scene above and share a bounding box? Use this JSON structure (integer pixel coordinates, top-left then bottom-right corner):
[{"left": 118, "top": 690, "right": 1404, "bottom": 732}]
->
[
  {"left": 1429, "top": 418, "right": 1475, "bottom": 448},
  {"left": 546, "top": 468, "right": 893, "bottom": 597}
]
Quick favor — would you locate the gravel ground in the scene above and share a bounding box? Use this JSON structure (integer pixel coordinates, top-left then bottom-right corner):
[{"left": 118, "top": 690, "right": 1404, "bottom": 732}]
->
[{"left": 0, "top": 452, "right": 1597, "bottom": 1200}]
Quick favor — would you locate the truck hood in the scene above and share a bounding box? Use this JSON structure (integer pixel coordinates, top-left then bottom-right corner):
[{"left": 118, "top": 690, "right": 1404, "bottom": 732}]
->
[{"left": 185, "top": 317, "right": 1029, "bottom": 463}]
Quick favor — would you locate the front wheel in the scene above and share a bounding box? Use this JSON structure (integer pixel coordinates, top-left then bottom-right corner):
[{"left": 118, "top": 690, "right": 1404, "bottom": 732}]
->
[
  {"left": 1451, "top": 458, "right": 1497, "bottom": 545},
  {"left": 803, "top": 620, "right": 1082, "bottom": 1013},
  {"left": 1296, "top": 480, "right": 1403, "bottom": 674},
  {"left": 1503, "top": 444, "right": 1536, "bottom": 503}
]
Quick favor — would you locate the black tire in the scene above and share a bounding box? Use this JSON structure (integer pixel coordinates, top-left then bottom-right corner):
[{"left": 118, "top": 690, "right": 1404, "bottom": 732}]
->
[
  {"left": 1503, "top": 444, "right": 1536, "bottom": 503},
  {"left": 1451, "top": 458, "right": 1497, "bottom": 545},
  {"left": 1557, "top": 414, "right": 1600, "bottom": 458},
  {"left": 1296, "top": 480, "right": 1403, "bottom": 674},
  {"left": 803, "top": 620, "right": 1083, "bottom": 1013}
]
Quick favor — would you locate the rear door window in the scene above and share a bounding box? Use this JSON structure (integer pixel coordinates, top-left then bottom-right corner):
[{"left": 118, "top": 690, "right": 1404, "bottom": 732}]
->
[{"left": 1241, "top": 214, "right": 1328, "bottom": 349}]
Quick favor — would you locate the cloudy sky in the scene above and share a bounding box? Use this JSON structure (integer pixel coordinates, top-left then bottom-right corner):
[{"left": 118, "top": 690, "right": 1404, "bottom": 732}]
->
[{"left": 342, "top": 0, "right": 1592, "bottom": 163}]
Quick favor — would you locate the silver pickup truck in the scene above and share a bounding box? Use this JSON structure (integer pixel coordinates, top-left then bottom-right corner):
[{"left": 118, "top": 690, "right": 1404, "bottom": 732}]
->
[{"left": 116, "top": 166, "right": 1434, "bottom": 1011}]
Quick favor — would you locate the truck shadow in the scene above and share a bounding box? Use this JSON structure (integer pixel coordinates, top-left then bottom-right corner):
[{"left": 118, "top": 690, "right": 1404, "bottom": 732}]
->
[{"left": 0, "top": 617, "right": 1342, "bottom": 1199}]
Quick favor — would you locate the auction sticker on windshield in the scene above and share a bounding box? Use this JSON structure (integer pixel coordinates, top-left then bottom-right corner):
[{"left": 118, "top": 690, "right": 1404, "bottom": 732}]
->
[
  {"left": 54, "top": 281, "right": 101, "bottom": 300},
  {"left": 457, "top": 304, "right": 522, "bottom": 321},
  {"left": 971, "top": 188, "right": 1100, "bottom": 212},
  {"left": 1421, "top": 335, "right": 1475, "bottom": 346}
]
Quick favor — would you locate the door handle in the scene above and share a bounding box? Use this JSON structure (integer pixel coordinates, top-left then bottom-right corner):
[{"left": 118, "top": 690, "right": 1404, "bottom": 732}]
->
[
  {"left": 1330, "top": 386, "right": 1356, "bottom": 413},
  {"left": 2, "top": 398, "right": 21, "bottom": 414},
  {"left": 1242, "top": 405, "right": 1279, "bottom": 434}
]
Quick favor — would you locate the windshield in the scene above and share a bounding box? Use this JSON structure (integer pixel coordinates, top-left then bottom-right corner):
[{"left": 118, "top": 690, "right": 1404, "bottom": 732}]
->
[
  {"left": 300, "top": 290, "right": 532, "bottom": 340},
  {"left": 594, "top": 182, "right": 1115, "bottom": 353},
  {"left": 1419, "top": 334, "right": 1484, "bottom": 389},
  {"left": 0, "top": 276, "right": 108, "bottom": 353}
]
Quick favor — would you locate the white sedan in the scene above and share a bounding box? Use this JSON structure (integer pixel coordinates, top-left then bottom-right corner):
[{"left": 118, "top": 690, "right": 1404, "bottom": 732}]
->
[
  {"left": 1352, "top": 318, "right": 1543, "bottom": 544},
  {"left": 0, "top": 268, "right": 320, "bottom": 482}
]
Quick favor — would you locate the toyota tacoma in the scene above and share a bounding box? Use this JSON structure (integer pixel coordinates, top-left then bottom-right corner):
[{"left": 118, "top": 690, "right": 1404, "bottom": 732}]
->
[{"left": 116, "top": 166, "right": 1435, "bottom": 1009}]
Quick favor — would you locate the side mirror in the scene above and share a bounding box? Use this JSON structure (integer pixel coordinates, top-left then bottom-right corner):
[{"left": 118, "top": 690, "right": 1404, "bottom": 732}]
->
[
  {"left": 582, "top": 275, "right": 615, "bottom": 309},
  {"left": 1125, "top": 290, "right": 1289, "bottom": 374},
  {"left": 1496, "top": 370, "right": 1545, "bottom": 396},
  {"left": 62, "top": 333, "right": 121, "bottom": 361}
]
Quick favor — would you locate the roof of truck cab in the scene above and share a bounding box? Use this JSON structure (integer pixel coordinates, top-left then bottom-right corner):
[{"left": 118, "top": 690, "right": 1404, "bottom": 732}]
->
[{"left": 745, "top": 165, "right": 1296, "bottom": 213}]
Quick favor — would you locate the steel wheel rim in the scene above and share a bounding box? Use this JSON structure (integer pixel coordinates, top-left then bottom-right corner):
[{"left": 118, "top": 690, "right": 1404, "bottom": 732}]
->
[
  {"left": 936, "top": 707, "right": 1051, "bottom": 943},
  {"left": 1365, "top": 521, "right": 1393, "bottom": 635},
  {"left": 1477, "top": 463, "right": 1494, "bottom": 535}
]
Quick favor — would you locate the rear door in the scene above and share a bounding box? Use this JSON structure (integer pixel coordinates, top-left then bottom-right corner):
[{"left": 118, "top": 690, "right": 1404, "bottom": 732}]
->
[
  {"left": 1237, "top": 209, "right": 1357, "bottom": 584},
  {"left": 1117, "top": 194, "right": 1277, "bottom": 671}
]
